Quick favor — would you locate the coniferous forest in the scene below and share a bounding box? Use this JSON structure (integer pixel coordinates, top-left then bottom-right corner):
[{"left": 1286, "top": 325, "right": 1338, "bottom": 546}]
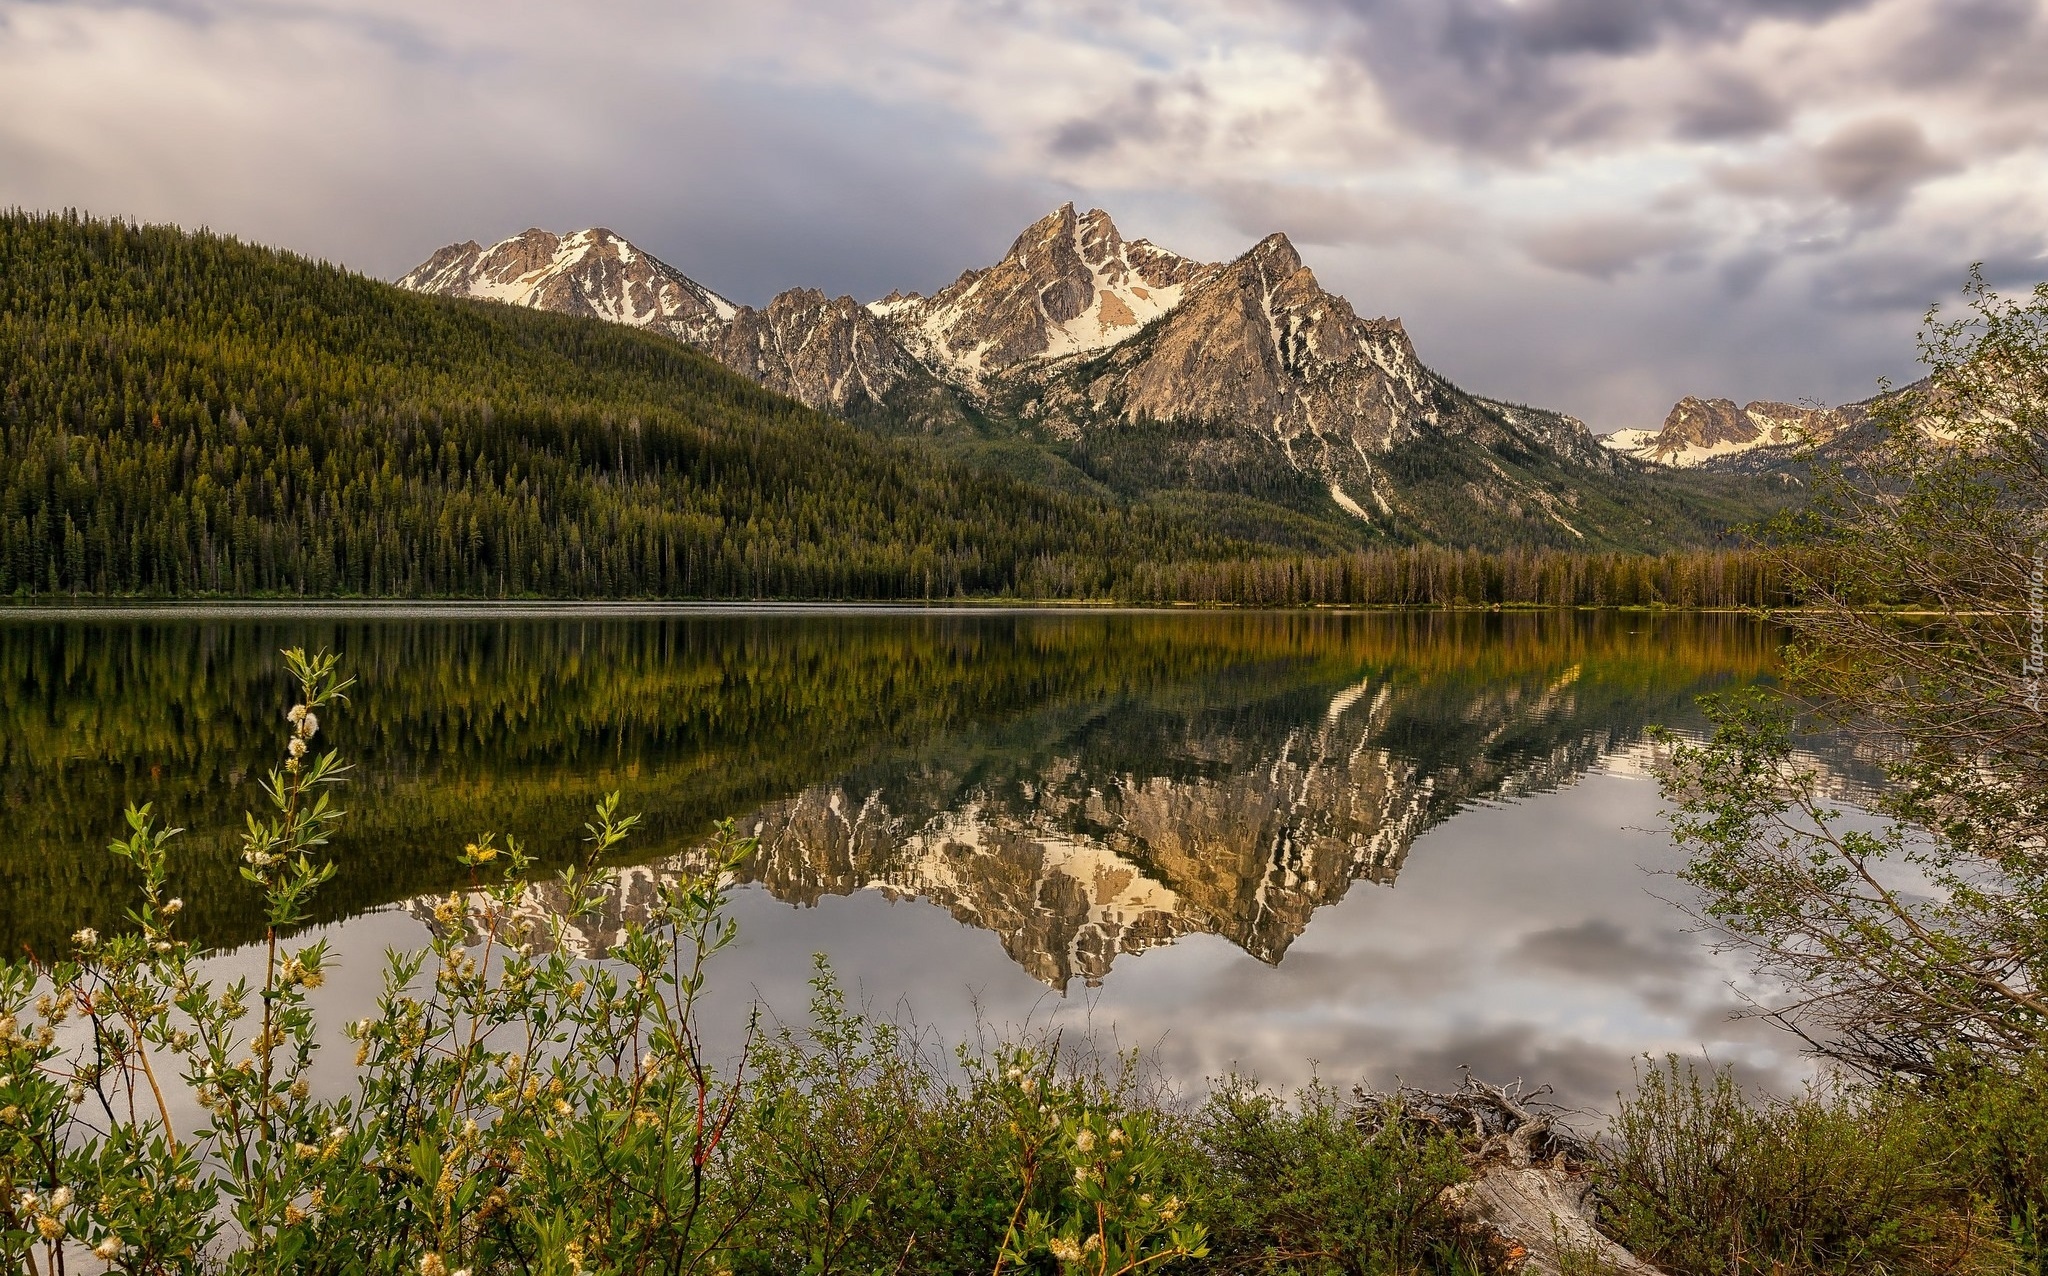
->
[
  {"left": 0, "top": 211, "right": 1260, "bottom": 599},
  {"left": 1, "top": 211, "right": 1795, "bottom": 604}
]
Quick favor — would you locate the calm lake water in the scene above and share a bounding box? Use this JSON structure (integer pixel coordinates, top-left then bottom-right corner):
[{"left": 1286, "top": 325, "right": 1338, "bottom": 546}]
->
[{"left": 0, "top": 606, "right": 1850, "bottom": 1107}]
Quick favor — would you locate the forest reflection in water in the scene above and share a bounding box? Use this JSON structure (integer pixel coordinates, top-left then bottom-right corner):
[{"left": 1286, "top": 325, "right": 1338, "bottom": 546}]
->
[
  {"left": 9, "top": 606, "right": 1876, "bottom": 1102},
  {"left": 2, "top": 607, "right": 1800, "bottom": 980}
]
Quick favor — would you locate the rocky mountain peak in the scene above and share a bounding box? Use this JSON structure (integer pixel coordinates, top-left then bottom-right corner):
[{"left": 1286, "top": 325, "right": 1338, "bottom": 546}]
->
[
  {"left": 1069, "top": 226, "right": 1438, "bottom": 466},
  {"left": 397, "top": 226, "right": 736, "bottom": 343},
  {"left": 487, "top": 227, "right": 565, "bottom": 277},
  {"left": 400, "top": 209, "right": 1626, "bottom": 546},
  {"left": 1006, "top": 201, "right": 1078, "bottom": 257},
  {"left": 1665, "top": 397, "right": 1753, "bottom": 449},
  {"left": 1073, "top": 205, "right": 1121, "bottom": 262},
  {"left": 1244, "top": 231, "right": 1305, "bottom": 275},
  {"left": 885, "top": 203, "right": 1215, "bottom": 385},
  {"left": 703, "top": 287, "right": 925, "bottom": 411},
  {"left": 1022, "top": 216, "right": 1612, "bottom": 536}
]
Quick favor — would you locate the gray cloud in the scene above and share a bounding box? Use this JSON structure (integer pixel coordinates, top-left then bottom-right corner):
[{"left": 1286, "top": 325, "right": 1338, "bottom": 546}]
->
[
  {"left": 617, "top": 85, "right": 1057, "bottom": 304},
  {"left": 1044, "top": 76, "right": 1212, "bottom": 165},
  {"left": 1524, "top": 215, "right": 1699, "bottom": 278},
  {"left": 1810, "top": 236, "right": 2048, "bottom": 312},
  {"left": 1049, "top": 118, "right": 1117, "bottom": 159},
  {"left": 1298, "top": 0, "right": 1875, "bottom": 154},
  {"left": 1708, "top": 117, "right": 1961, "bottom": 225},
  {"left": 1211, "top": 181, "right": 1477, "bottom": 248},
  {"left": 1718, "top": 250, "right": 1780, "bottom": 299},
  {"left": 0, "top": 2, "right": 1056, "bottom": 303},
  {"left": 1351, "top": 242, "right": 1923, "bottom": 432},
  {"left": 1673, "top": 71, "right": 1792, "bottom": 140},
  {"left": 1886, "top": 0, "right": 2040, "bottom": 87},
  {"left": 1811, "top": 117, "right": 1958, "bottom": 208}
]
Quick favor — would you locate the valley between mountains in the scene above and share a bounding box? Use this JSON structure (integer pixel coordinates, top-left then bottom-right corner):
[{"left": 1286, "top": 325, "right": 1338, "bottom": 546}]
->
[{"left": 401, "top": 205, "right": 1787, "bottom": 554}]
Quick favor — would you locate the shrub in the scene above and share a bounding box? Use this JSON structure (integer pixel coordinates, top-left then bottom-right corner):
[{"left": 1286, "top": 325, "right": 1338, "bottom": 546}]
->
[
  {"left": 0, "top": 650, "right": 1213, "bottom": 1275},
  {"left": 718, "top": 963, "right": 1209, "bottom": 1276},
  {"left": 1928, "top": 1052, "right": 2048, "bottom": 1275},
  {"left": 1192, "top": 1076, "right": 1466, "bottom": 1275},
  {"left": 1598, "top": 1056, "right": 2013, "bottom": 1276}
]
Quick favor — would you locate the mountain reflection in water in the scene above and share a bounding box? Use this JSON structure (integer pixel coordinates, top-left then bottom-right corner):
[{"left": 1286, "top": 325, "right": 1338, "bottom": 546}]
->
[
  {"left": 0, "top": 607, "right": 1761, "bottom": 980},
  {"left": 0, "top": 609, "right": 1793, "bottom": 975},
  {"left": 403, "top": 608, "right": 1856, "bottom": 992},
  {"left": 727, "top": 658, "right": 1592, "bottom": 989}
]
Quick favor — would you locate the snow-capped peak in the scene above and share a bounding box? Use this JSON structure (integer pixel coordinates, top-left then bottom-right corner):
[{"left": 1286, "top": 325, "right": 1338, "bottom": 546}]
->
[
  {"left": 398, "top": 226, "right": 736, "bottom": 338},
  {"left": 881, "top": 203, "right": 1217, "bottom": 387}
]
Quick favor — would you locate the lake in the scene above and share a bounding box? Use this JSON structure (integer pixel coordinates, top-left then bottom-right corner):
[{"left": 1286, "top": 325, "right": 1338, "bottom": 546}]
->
[{"left": 0, "top": 606, "right": 1847, "bottom": 1108}]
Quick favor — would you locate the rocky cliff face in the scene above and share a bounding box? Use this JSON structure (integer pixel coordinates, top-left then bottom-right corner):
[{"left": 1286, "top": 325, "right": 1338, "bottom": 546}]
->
[
  {"left": 704, "top": 289, "right": 926, "bottom": 411},
  {"left": 1078, "top": 234, "right": 1436, "bottom": 445},
  {"left": 1022, "top": 232, "right": 1612, "bottom": 521},
  {"left": 1603, "top": 395, "right": 1866, "bottom": 468},
  {"left": 873, "top": 204, "right": 1215, "bottom": 386}
]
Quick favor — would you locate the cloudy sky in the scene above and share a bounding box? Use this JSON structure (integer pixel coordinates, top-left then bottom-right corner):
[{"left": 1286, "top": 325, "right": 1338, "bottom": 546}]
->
[{"left": 3, "top": 0, "right": 2043, "bottom": 431}]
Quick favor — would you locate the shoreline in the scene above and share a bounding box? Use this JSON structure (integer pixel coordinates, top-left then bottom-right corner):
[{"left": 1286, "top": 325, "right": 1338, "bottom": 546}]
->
[{"left": 0, "top": 597, "right": 1797, "bottom": 619}]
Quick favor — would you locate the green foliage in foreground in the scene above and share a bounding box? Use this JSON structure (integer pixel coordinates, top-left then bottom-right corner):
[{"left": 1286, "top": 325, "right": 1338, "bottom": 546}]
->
[
  {"left": 1, "top": 649, "right": 2041, "bottom": 1275},
  {"left": 1638, "top": 276, "right": 2048, "bottom": 1275},
  {"left": 1601, "top": 1056, "right": 2043, "bottom": 1276},
  {"left": 1195, "top": 1079, "right": 1466, "bottom": 1273}
]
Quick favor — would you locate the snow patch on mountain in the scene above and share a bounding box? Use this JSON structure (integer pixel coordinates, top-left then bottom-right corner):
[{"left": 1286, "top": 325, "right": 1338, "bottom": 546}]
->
[{"left": 1329, "top": 482, "right": 1370, "bottom": 520}]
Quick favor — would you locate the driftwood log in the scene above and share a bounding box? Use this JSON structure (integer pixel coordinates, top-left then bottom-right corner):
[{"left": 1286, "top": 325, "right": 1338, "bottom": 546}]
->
[{"left": 1355, "top": 1076, "right": 1660, "bottom": 1275}]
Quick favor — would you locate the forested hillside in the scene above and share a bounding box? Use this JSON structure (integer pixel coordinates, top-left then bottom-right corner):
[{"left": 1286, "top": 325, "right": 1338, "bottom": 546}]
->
[{"left": 0, "top": 212, "right": 1253, "bottom": 598}]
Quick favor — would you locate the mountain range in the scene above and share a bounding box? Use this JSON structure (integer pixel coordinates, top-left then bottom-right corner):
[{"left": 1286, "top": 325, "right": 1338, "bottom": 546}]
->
[{"left": 403, "top": 206, "right": 1784, "bottom": 552}]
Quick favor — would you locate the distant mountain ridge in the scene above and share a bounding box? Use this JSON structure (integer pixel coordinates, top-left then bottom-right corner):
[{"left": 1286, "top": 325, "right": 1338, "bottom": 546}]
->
[
  {"left": 1601, "top": 395, "right": 1871, "bottom": 469},
  {"left": 400, "top": 206, "right": 1788, "bottom": 551}
]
